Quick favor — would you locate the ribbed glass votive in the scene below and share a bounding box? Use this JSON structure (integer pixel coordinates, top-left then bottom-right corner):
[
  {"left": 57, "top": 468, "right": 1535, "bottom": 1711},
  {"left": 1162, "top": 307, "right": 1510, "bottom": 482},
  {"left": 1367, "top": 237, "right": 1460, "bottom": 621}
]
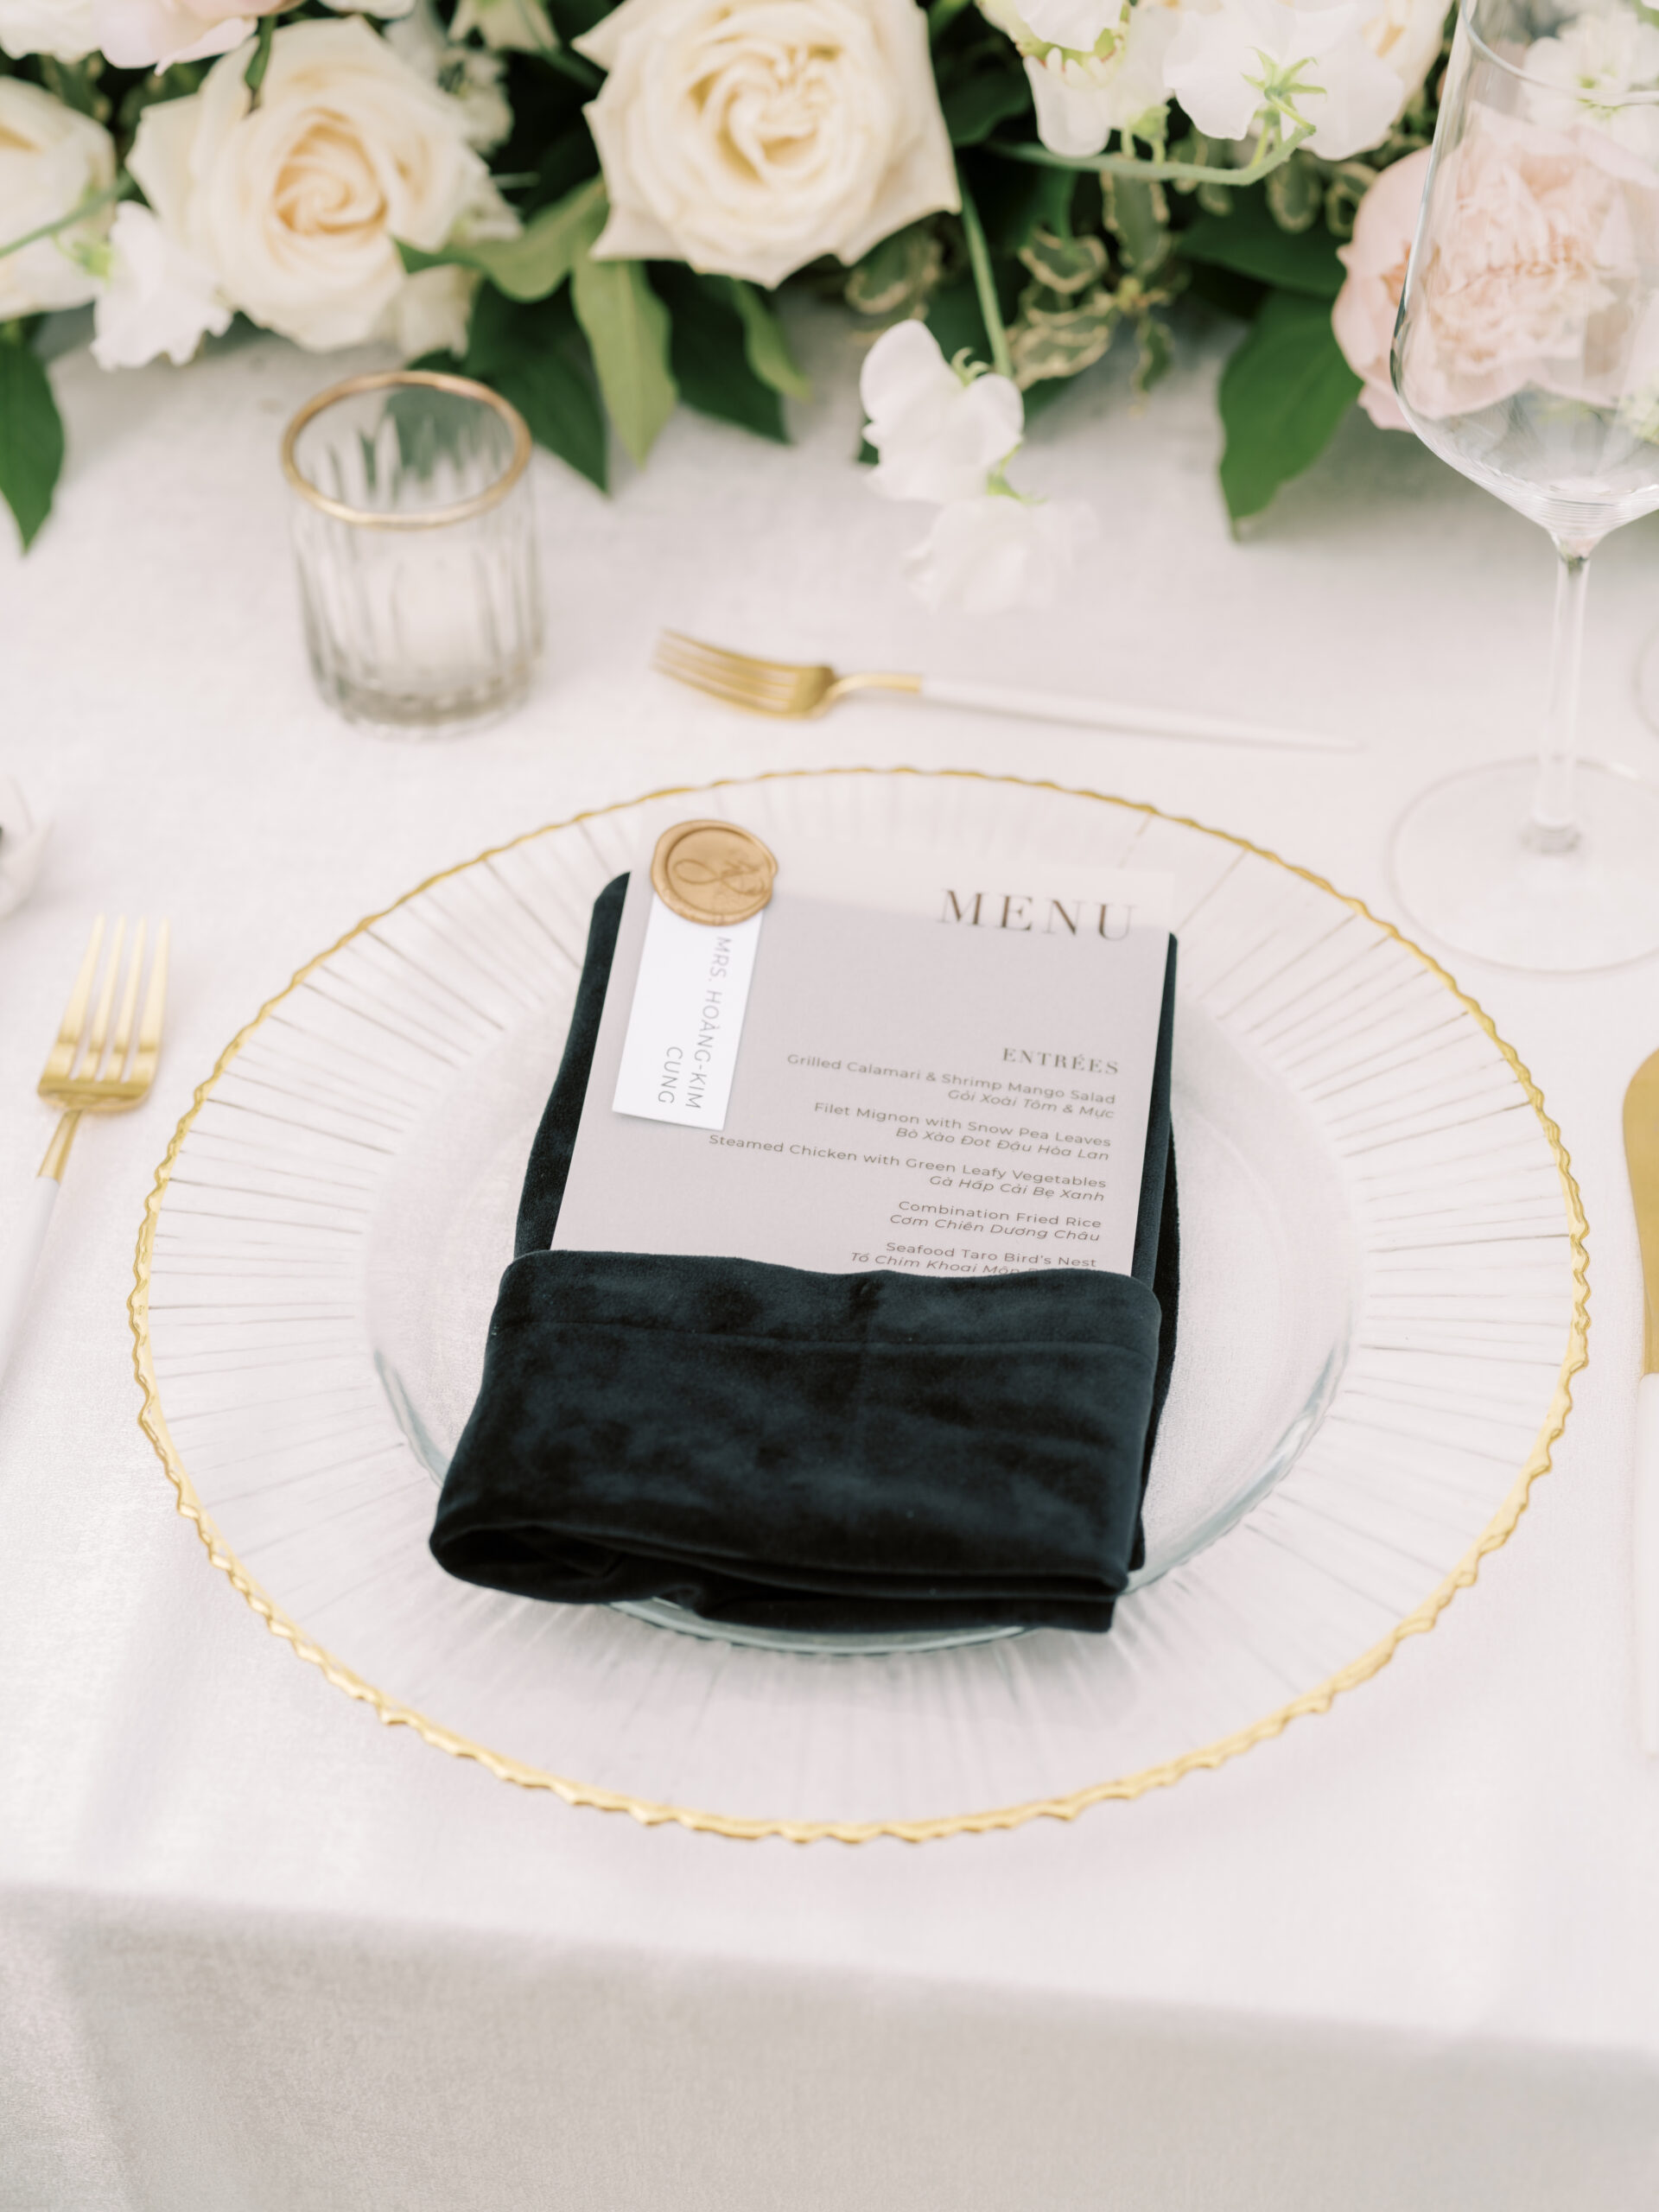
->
[{"left": 282, "top": 371, "right": 542, "bottom": 737}]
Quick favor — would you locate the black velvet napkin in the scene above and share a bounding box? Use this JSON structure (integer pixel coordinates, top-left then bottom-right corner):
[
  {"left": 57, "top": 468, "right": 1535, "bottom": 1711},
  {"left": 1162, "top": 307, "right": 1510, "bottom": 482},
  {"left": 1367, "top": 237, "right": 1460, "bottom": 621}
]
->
[{"left": 431, "top": 875, "right": 1179, "bottom": 1634}]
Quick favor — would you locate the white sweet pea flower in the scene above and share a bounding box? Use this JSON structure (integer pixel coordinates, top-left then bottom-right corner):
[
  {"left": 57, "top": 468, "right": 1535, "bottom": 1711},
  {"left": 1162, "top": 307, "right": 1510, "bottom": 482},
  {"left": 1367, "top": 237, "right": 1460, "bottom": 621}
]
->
[
  {"left": 1362, "top": 0, "right": 1450, "bottom": 108},
  {"left": 0, "top": 775, "right": 49, "bottom": 925},
  {"left": 906, "top": 492, "right": 1096, "bottom": 614},
  {"left": 1024, "top": 5, "right": 1179, "bottom": 156},
  {"left": 861, "top": 320, "right": 1024, "bottom": 503},
  {"left": 1018, "top": 0, "right": 1123, "bottom": 48},
  {"left": 92, "top": 202, "right": 232, "bottom": 368},
  {"left": 1163, "top": 0, "right": 1402, "bottom": 159},
  {"left": 451, "top": 0, "right": 556, "bottom": 48},
  {"left": 0, "top": 0, "right": 94, "bottom": 60},
  {"left": 1526, "top": 3, "right": 1659, "bottom": 154},
  {"left": 0, "top": 78, "right": 114, "bottom": 319}
]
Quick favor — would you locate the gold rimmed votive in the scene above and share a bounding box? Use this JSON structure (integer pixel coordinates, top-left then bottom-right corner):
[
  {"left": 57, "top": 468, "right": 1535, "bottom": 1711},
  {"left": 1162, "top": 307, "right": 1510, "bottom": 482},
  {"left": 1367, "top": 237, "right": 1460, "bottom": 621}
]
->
[{"left": 282, "top": 371, "right": 542, "bottom": 737}]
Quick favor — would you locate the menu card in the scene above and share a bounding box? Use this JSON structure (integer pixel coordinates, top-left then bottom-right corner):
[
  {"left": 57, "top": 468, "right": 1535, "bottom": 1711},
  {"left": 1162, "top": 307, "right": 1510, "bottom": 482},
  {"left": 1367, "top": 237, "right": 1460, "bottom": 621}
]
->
[{"left": 550, "top": 835, "right": 1173, "bottom": 1281}]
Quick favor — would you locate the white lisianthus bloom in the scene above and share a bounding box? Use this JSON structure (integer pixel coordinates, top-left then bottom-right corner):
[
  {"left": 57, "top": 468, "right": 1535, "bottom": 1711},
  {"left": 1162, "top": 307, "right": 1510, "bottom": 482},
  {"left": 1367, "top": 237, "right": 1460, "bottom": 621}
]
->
[
  {"left": 451, "top": 0, "right": 555, "bottom": 48},
  {"left": 0, "top": 78, "right": 114, "bottom": 318},
  {"left": 1163, "top": 0, "right": 1402, "bottom": 159},
  {"left": 0, "top": 0, "right": 94, "bottom": 60},
  {"left": 906, "top": 492, "right": 1095, "bottom": 613},
  {"left": 575, "top": 0, "right": 959, "bottom": 289},
  {"left": 386, "top": 0, "right": 514, "bottom": 149},
  {"left": 128, "top": 19, "right": 504, "bottom": 353},
  {"left": 1018, "top": 0, "right": 1122, "bottom": 47},
  {"left": 861, "top": 321, "right": 1024, "bottom": 503},
  {"left": 91, "top": 203, "right": 232, "bottom": 369},
  {"left": 1024, "top": 6, "right": 1179, "bottom": 156}
]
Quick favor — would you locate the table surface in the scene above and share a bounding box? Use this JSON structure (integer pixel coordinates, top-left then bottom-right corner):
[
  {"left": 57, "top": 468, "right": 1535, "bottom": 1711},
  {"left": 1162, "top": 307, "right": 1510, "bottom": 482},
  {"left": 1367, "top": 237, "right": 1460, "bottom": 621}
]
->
[{"left": 4, "top": 305, "right": 1659, "bottom": 2212}]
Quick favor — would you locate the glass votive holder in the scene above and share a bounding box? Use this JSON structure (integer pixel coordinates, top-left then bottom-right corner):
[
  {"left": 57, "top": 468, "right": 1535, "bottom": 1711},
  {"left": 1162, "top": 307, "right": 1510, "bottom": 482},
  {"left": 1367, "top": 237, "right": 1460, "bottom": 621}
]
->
[{"left": 281, "top": 371, "right": 542, "bottom": 736}]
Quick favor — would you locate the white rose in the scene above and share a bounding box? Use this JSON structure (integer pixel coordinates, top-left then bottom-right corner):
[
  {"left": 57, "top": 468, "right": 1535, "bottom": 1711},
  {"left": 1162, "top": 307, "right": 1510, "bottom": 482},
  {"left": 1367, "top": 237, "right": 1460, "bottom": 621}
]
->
[
  {"left": 861, "top": 320, "right": 1024, "bottom": 502},
  {"left": 128, "top": 19, "right": 499, "bottom": 353},
  {"left": 905, "top": 492, "right": 1096, "bottom": 613},
  {"left": 1163, "top": 0, "right": 1402, "bottom": 160},
  {"left": 92, "top": 203, "right": 232, "bottom": 369},
  {"left": 0, "top": 0, "right": 95, "bottom": 60},
  {"left": 0, "top": 77, "right": 114, "bottom": 319},
  {"left": 0, "top": 774, "right": 50, "bottom": 924},
  {"left": 1019, "top": 0, "right": 1123, "bottom": 45},
  {"left": 575, "top": 0, "right": 960, "bottom": 289},
  {"left": 93, "top": 0, "right": 412, "bottom": 73}
]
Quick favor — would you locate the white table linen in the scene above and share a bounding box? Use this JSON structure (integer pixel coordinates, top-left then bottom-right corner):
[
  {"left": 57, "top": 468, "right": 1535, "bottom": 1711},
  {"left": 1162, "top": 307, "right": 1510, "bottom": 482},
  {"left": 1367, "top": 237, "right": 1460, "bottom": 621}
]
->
[{"left": 3, "top": 308, "right": 1659, "bottom": 2210}]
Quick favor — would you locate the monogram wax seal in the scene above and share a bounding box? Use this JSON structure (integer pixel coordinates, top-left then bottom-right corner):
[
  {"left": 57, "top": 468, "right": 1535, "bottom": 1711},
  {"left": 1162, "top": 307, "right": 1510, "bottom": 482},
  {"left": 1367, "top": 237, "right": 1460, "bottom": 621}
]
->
[{"left": 650, "top": 820, "right": 778, "bottom": 925}]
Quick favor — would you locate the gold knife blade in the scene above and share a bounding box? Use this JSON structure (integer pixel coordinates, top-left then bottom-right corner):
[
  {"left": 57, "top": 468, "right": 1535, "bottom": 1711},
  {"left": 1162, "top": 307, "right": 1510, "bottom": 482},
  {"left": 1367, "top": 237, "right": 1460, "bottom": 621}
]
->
[{"left": 1624, "top": 1048, "right": 1659, "bottom": 1373}]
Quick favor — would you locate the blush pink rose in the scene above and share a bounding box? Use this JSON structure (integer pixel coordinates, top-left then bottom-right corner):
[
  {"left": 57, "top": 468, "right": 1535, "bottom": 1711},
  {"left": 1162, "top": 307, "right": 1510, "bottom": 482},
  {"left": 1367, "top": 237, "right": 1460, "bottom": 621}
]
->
[
  {"left": 1392, "top": 107, "right": 1659, "bottom": 422},
  {"left": 1333, "top": 146, "right": 1432, "bottom": 430}
]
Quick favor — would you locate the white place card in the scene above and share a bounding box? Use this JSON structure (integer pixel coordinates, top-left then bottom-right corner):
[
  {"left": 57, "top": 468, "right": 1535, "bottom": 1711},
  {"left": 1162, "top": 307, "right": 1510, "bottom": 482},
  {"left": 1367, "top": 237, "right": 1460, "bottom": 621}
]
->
[
  {"left": 611, "top": 896, "right": 763, "bottom": 1131},
  {"left": 554, "top": 835, "right": 1173, "bottom": 1281}
]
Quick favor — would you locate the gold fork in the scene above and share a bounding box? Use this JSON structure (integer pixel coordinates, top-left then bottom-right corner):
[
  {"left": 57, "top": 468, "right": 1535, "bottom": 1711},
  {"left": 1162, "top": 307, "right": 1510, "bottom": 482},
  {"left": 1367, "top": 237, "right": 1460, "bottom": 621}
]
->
[
  {"left": 652, "top": 632, "right": 1357, "bottom": 752},
  {"left": 1, "top": 918, "right": 169, "bottom": 1385}
]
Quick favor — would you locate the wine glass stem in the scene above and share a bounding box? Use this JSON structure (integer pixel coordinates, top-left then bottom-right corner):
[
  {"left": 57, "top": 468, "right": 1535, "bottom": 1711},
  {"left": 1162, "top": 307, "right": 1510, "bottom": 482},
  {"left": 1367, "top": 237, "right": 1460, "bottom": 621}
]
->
[{"left": 1530, "top": 542, "right": 1592, "bottom": 854}]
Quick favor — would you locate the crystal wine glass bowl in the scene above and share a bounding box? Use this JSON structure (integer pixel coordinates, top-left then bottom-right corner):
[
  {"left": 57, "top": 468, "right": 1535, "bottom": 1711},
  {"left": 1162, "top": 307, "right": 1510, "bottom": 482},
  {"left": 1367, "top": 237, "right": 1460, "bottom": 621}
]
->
[{"left": 1390, "top": 0, "right": 1659, "bottom": 971}]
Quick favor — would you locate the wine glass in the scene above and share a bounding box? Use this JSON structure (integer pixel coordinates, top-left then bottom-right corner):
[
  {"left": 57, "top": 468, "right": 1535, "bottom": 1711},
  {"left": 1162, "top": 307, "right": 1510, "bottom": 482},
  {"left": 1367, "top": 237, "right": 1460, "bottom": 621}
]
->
[{"left": 1390, "top": 0, "right": 1659, "bottom": 970}]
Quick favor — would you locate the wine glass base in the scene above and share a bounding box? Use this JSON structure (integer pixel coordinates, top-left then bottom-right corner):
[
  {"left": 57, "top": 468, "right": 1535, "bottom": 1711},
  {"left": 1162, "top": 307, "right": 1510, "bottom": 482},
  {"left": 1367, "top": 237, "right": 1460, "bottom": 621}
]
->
[{"left": 1389, "top": 759, "right": 1659, "bottom": 973}]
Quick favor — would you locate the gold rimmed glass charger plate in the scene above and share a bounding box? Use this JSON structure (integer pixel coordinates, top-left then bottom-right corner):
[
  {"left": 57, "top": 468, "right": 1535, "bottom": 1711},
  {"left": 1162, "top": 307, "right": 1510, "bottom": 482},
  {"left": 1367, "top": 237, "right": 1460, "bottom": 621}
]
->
[{"left": 130, "top": 771, "right": 1587, "bottom": 1842}]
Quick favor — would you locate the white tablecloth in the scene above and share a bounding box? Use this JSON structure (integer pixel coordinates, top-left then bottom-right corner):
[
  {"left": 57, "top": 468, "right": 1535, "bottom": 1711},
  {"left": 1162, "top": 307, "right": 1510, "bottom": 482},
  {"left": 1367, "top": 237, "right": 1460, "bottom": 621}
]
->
[{"left": 4, "top": 308, "right": 1659, "bottom": 2211}]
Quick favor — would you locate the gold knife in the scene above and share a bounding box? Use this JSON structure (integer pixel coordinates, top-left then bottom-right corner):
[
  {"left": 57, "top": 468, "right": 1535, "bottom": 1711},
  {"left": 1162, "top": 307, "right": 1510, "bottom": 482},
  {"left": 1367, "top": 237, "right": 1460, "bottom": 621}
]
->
[{"left": 1623, "top": 1049, "right": 1659, "bottom": 1752}]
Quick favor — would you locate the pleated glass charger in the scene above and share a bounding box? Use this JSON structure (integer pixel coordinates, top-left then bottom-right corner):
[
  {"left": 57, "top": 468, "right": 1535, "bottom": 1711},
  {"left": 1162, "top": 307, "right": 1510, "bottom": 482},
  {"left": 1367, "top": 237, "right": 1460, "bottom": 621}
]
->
[{"left": 132, "top": 771, "right": 1587, "bottom": 1840}]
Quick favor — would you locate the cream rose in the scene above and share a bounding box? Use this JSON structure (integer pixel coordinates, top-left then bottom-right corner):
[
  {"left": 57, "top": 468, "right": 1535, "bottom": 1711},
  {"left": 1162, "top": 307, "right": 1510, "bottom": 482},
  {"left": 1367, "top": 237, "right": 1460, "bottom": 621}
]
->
[
  {"left": 129, "top": 18, "right": 503, "bottom": 353},
  {"left": 94, "top": 0, "right": 414, "bottom": 75},
  {"left": 0, "top": 77, "right": 114, "bottom": 320},
  {"left": 0, "top": 0, "right": 95, "bottom": 60},
  {"left": 1332, "top": 143, "right": 1430, "bottom": 427},
  {"left": 574, "top": 0, "right": 959, "bottom": 289}
]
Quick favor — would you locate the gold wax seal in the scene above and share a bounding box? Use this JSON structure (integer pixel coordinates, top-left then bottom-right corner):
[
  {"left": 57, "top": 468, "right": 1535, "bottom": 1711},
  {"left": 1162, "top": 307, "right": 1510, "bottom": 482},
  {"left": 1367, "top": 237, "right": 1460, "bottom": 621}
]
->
[{"left": 650, "top": 819, "right": 778, "bottom": 925}]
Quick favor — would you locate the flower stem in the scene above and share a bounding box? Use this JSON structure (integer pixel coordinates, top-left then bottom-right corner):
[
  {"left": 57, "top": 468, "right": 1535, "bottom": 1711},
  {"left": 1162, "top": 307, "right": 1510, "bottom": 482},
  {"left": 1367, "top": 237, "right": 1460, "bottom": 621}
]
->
[
  {"left": 986, "top": 124, "right": 1313, "bottom": 190},
  {"left": 0, "top": 177, "right": 124, "bottom": 264},
  {"left": 957, "top": 173, "right": 1014, "bottom": 382},
  {"left": 535, "top": 42, "right": 605, "bottom": 91}
]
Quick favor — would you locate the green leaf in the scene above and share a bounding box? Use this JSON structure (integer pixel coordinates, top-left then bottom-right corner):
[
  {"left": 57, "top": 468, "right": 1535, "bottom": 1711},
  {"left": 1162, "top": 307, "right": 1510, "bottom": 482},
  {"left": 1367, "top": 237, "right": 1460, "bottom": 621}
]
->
[
  {"left": 976, "top": 159, "right": 1076, "bottom": 257},
  {"left": 572, "top": 246, "right": 677, "bottom": 465},
  {"left": 1181, "top": 188, "right": 1345, "bottom": 300},
  {"left": 650, "top": 267, "right": 788, "bottom": 442},
  {"left": 461, "top": 284, "right": 607, "bottom": 491},
  {"left": 1103, "top": 177, "right": 1170, "bottom": 276},
  {"left": 1217, "top": 289, "right": 1360, "bottom": 522},
  {"left": 397, "top": 174, "right": 605, "bottom": 302},
  {"left": 936, "top": 42, "right": 1032, "bottom": 146},
  {"left": 0, "top": 329, "right": 64, "bottom": 550},
  {"left": 717, "top": 276, "right": 811, "bottom": 400}
]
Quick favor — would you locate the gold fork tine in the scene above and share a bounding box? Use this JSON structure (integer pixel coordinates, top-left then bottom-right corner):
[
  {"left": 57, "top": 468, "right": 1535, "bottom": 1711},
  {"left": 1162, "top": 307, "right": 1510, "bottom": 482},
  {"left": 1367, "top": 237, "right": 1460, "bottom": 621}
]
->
[
  {"left": 110, "top": 918, "right": 147, "bottom": 1083},
  {"left": 134, "top": 920, "right": 169, "bottom": 1085},
  {"left": 43, "top": 917, "right": 105, "bottom": 1084},
  {"left": 76, "top": 916, "right": 126, "bottom": 1082}
]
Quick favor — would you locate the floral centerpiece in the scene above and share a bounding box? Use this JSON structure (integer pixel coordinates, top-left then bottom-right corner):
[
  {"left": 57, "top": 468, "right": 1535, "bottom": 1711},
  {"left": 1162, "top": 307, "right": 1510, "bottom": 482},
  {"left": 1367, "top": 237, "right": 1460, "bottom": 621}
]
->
[{"left": 0, "top": 0, "right": 1458, "bottom": 563}]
